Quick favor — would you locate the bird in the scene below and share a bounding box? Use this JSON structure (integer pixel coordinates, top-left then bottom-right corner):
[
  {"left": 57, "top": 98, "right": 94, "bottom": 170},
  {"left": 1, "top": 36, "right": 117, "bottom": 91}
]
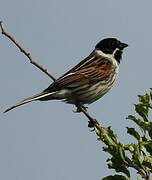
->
[{"left": 4, "top": 38, "right": 128, "bottom": 113}]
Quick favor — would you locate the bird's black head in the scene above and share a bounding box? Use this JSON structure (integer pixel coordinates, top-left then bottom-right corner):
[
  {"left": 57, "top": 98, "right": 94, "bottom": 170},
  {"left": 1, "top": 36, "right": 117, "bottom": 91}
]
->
[{"left": 95, "top": 38, "right": 128, "bottom": 63}]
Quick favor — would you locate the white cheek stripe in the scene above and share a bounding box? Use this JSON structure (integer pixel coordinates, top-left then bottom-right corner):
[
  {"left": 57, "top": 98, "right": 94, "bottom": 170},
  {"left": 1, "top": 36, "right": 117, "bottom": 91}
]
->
[
  {"left": 96, "top": 49, "right": 119, "bottom": 62},
  {"left": 96, "top": 49, "right": 119, "bottom": 73}
]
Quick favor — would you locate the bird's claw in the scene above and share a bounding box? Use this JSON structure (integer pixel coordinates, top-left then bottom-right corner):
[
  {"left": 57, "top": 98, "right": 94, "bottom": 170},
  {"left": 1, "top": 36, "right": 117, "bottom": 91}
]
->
[{"left": 88, "top": 120, "right": 95, "bottom": 129}]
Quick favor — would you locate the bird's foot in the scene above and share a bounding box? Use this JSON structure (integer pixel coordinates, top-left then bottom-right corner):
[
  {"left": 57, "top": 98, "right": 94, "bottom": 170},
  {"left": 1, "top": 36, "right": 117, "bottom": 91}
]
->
[{"left": 88, "top": 120, "right": 96, "bottom": 129}]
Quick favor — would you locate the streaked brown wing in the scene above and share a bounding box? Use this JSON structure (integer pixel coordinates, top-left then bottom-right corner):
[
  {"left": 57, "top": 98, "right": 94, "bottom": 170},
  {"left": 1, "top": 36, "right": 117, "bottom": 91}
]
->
[
  {"left": 77, "top": 58, "right": 113, "bottom": 82},
  {"left": 44, "top": 56, "right": 113, "bottom": 91},
  {"left": 59, "top": 50, "right": 96, "bottom": 78},
  {"left": 54, "top": 72, "right": 90, "bottom": 88}
]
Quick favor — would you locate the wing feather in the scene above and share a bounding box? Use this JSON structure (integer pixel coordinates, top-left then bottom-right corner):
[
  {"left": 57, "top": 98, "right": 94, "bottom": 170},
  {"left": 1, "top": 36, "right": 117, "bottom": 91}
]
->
[{"left": 44, "top": 52, "right": 113, "bottom": 92}]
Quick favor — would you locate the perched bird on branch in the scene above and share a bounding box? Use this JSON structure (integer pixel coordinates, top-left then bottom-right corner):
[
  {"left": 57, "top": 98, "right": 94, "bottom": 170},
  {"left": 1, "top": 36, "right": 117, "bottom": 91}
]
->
[{"left": 4, "top": 38, "right": 128, "bottom": 113}]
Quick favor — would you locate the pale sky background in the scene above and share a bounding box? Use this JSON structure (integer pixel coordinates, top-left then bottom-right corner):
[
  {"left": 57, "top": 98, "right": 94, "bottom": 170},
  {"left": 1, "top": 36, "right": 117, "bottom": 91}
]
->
[{"left": 1, "top": 0, "right": 152, "bottom": 179}]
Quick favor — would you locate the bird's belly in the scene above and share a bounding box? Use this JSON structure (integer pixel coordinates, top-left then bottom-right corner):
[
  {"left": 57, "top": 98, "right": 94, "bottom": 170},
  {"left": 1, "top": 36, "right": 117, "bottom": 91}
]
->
[
  {"left": 65, "top": 78, "right": 116, "bottom": 105},
  {"left": 80, "top": 82, "right": 114, "bottom": 104}
]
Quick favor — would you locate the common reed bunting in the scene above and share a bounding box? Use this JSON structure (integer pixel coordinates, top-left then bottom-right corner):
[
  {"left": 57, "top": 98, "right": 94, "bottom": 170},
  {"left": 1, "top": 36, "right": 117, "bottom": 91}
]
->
[{"left": 4, "top": 38, "right": 128, "bottom": 113}]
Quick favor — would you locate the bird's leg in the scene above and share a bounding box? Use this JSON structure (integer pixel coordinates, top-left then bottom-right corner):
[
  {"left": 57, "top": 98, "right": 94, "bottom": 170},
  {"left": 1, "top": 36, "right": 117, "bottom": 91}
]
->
[
  {"left": 72, "top": 102, "right": 88, "bottom": 113},
  {"left": 76, "top": 105, "right": 88, "bottom": 112}
]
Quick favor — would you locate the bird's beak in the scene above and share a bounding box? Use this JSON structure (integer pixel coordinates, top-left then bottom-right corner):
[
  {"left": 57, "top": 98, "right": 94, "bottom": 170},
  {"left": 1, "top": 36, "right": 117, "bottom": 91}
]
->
[{"left": 119, "top": 42, "right": 128, "bottom": 50}]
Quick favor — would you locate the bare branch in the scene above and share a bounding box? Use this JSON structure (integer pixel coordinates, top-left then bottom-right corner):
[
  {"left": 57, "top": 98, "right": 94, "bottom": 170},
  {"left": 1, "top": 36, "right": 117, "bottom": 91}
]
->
[
  {"left": 78, "top": 106, "right": 100, "bottom": 128},
  {"left": 0, "top": 21, "right": 56, "bottom": 81}
]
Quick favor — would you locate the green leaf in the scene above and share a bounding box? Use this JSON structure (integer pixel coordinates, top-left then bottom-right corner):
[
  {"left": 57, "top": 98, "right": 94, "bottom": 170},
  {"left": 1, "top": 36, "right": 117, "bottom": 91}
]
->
[
  {"left": 107, "top": 156, "right": 130, "bottom": 177},
  {"left": 139, "top": 143, "right": 148, "bottom": 155},
  {"left": 126, "top": 127, "right": 140, "bottom": 140},
  {"left": 134, "top": 104, "right": 149, "bottom": 121},
  {"left": 132, "top": 146, "right": 143, "bottom": 167},
  {"left": 118, "top": 144, "right": 126, "bottom": 163},
  {"left": 143, "top": 156, "right": 152, "bottom": 170},
  {"left": 127, "top": 115, "right": 139, "bottom": 124},
  {"left": 144, "top": 140, "right": 152, "bottom": 155},
  {"left": 106, "top": 126, "right": 118, "bottom": 144},
  {"left": 148, "top": 125, "right": 152, "bottom": 139},
  {"left": 125, "top": 144, "right": 135, "bottom": 152},
  {"left": 102, "top": 175, "right": 128, "bottom": 180},
  {"left": 138, "top": 93, "right": 150, "bottom": 105},
  {"left": 96, "top": 126, "right": 117, "bottom": 147},
  {"left": 127, "top": 115, "right": 151, "bottom": 133}
]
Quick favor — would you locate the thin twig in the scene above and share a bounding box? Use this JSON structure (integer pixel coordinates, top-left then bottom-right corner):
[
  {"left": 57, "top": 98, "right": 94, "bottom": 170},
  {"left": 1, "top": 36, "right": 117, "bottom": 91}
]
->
[
  {"left": 0, "top": 21, "right": 56, "bottom": 81},
  {"left": 78, "top": 106, "right": 100, "bottom": 128}
]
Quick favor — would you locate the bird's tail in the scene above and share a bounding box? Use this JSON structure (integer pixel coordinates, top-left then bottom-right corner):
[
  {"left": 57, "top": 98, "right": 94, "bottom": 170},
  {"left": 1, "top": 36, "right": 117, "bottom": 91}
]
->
[{"left": 4, "top": 90, "right": 54, "bottom": 113}]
